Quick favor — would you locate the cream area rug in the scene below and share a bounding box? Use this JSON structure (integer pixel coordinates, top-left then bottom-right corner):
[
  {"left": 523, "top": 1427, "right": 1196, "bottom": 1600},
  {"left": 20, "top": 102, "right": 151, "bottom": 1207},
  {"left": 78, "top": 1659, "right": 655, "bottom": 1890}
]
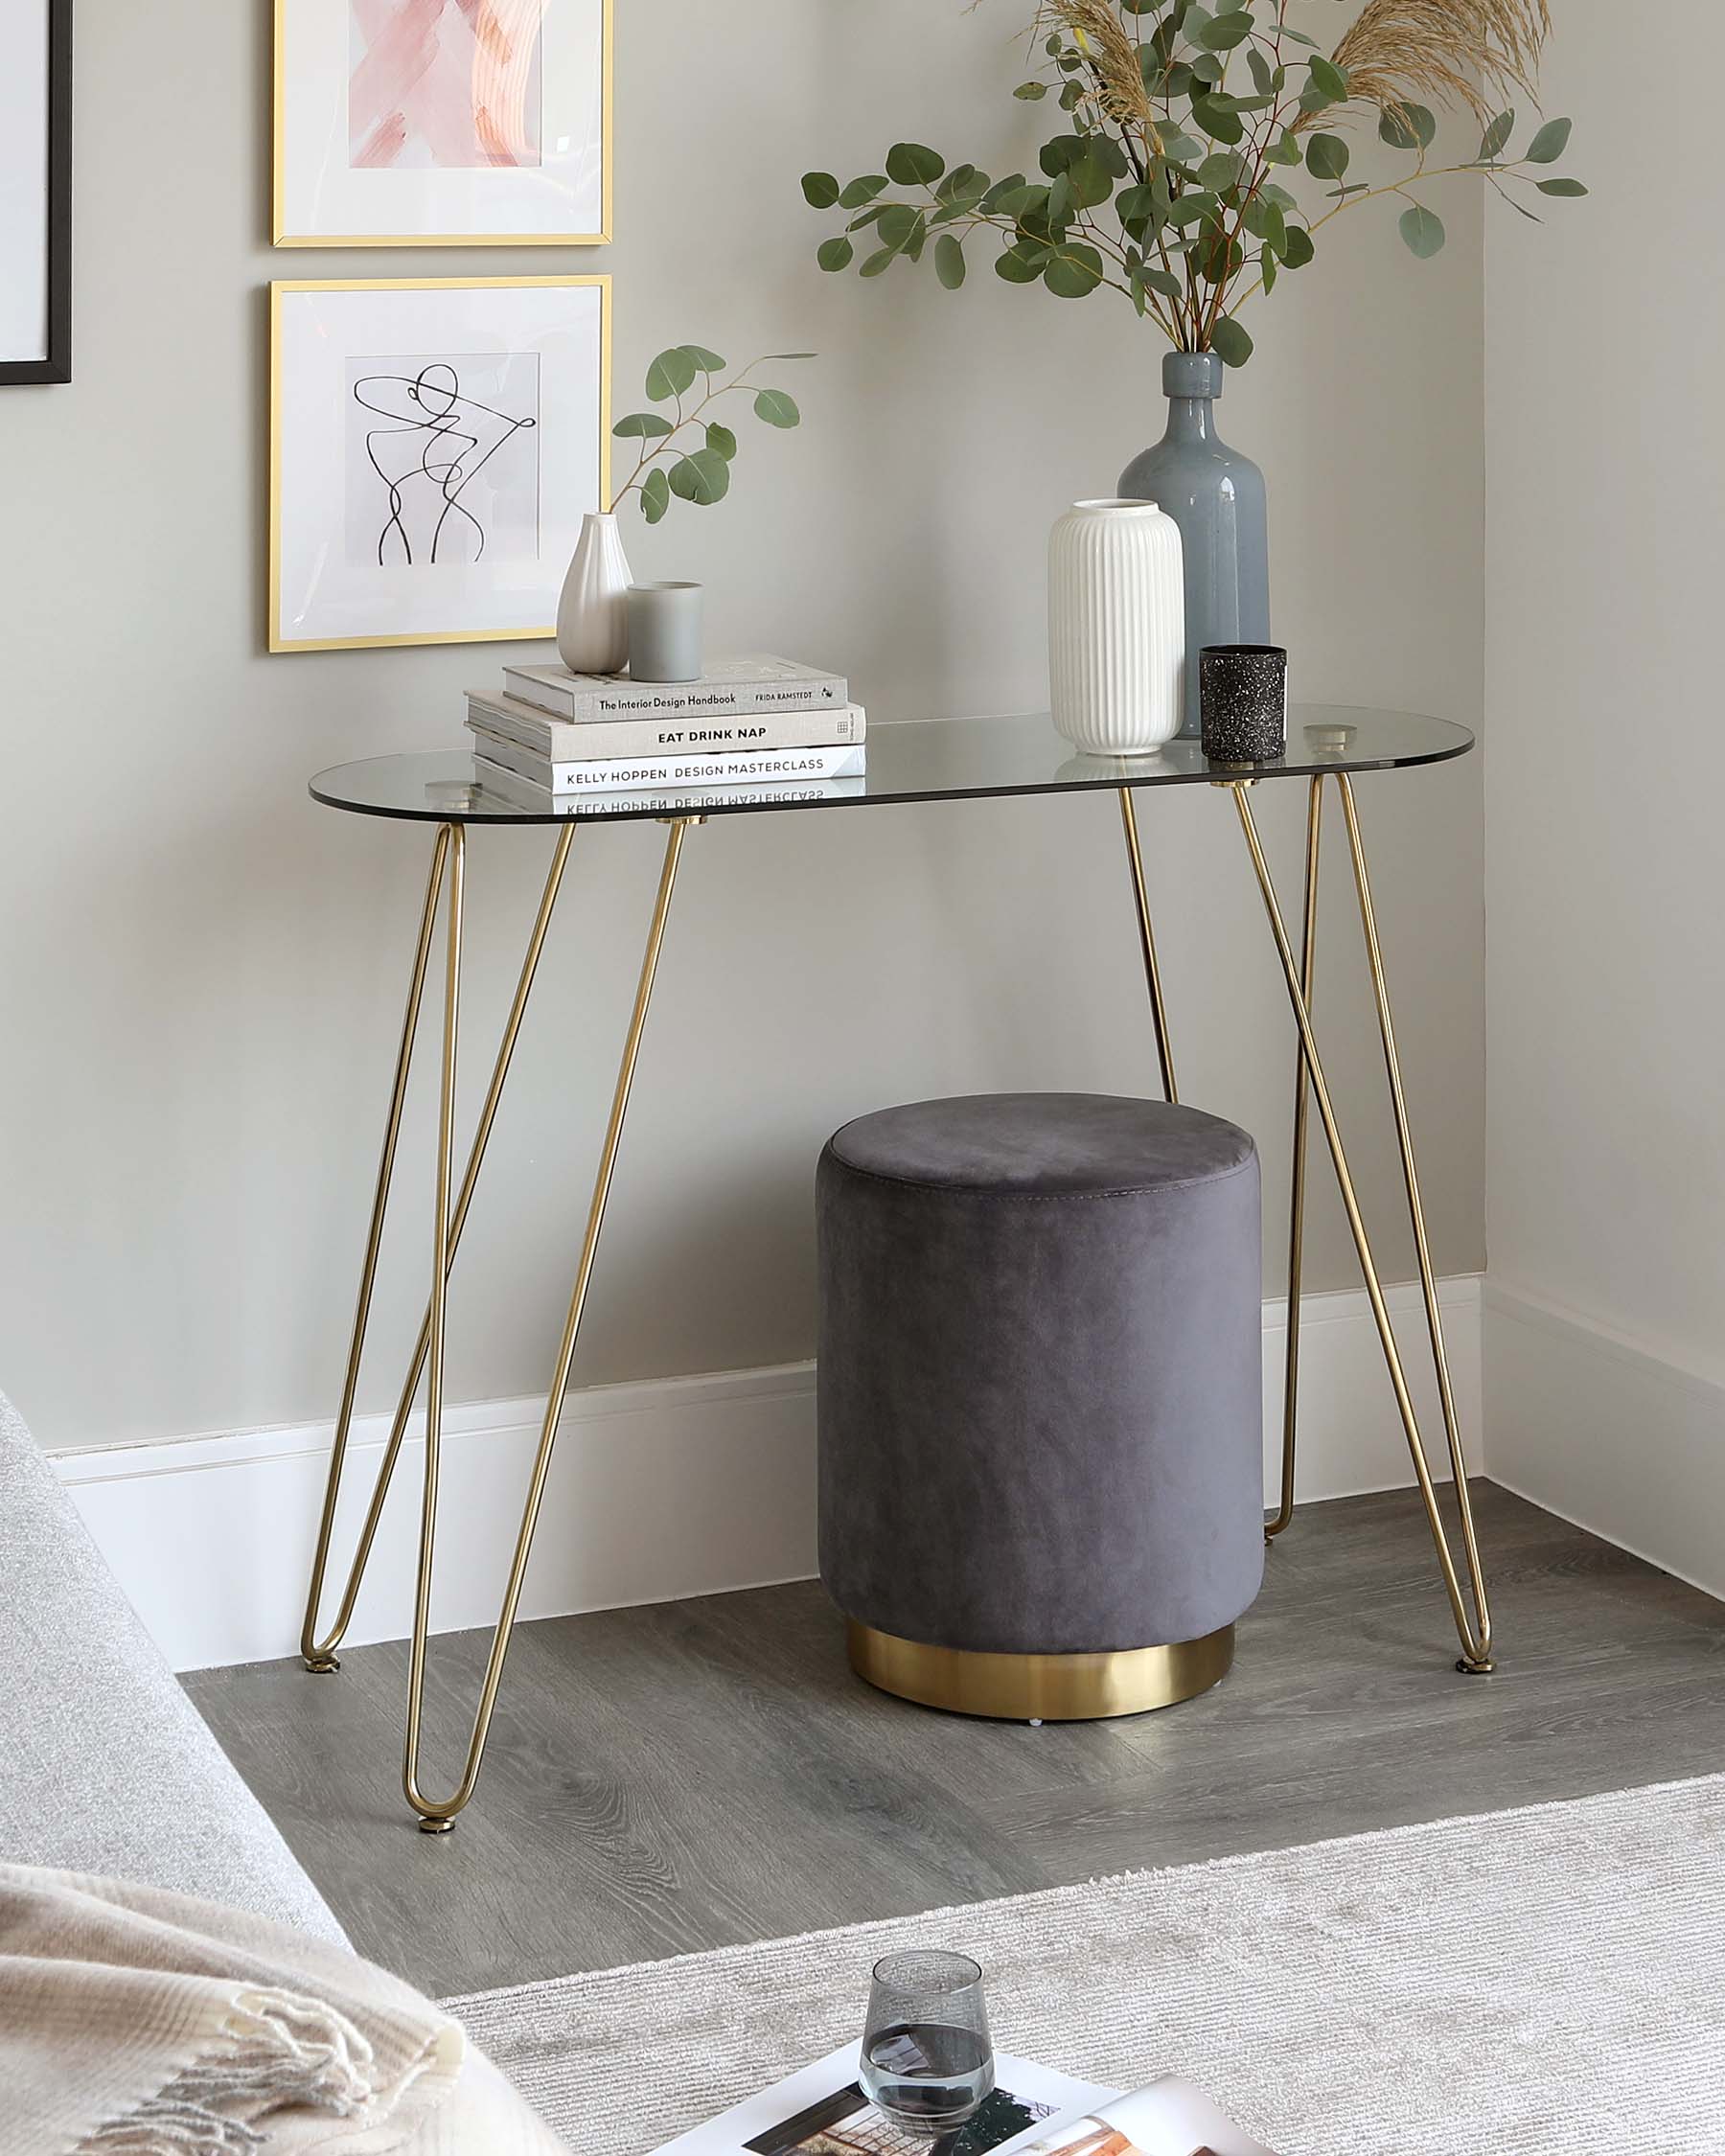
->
[{"left": 447, "top": 1774, "right": 1725, "bottom": 2155}]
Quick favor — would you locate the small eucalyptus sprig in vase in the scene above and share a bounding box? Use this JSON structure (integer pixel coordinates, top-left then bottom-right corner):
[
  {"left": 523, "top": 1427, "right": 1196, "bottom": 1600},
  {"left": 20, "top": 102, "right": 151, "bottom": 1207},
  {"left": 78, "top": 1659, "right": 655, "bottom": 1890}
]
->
[
  {"left": 558, "top": 343, "right": 813, "bottom": 674},
  {"left": 612, "top": 344, "right": 813, "bottom": 520}
]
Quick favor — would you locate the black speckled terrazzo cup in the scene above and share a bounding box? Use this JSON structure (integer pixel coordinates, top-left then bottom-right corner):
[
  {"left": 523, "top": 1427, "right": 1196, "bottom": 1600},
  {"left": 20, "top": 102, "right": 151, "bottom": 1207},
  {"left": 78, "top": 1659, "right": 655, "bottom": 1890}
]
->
[{"left": 1200, "top": 645, "right": 1288, "bottom": 765}]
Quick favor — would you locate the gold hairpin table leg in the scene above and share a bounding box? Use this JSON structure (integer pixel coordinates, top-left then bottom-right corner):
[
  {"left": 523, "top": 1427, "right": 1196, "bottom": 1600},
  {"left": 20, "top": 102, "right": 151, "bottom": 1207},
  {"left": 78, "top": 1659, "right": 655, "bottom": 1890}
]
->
[
  {"left": 1118, "top": 788, "right": 1178, "bottom": 1104},
  {"left": 301, "top": 823, "right": 577, "bottom": 1675},
  {"left": 1231, "top": 778, "right": 1494, "bottom": 1675},
  {"left": 1267, "top": 776, "right": 1322, "bottom": 1544},
  {"left": 403, "top": 815, "right": 697, "bottom": 1831}
]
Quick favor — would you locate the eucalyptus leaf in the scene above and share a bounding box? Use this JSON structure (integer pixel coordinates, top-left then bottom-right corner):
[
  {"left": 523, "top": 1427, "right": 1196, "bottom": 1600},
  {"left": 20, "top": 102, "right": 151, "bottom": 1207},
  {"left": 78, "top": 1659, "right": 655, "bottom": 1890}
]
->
[
  {"left": 645, "top": 347, "right": 698, "bottom": 401},
  {"left": 1192, "top": 94, "right": 1244, "bottom": 145},
  {"left": 1014, "top": 80, "right": 1049, "bottom": 100},
  {"left": 1199, "top": 9, "right": 1254, "bottom": 49},
  {"left": 1197, "top": 151, "right": 1245, "bottom": 193},
  {"left": 1043, "top": 241, "right": 1106, "bottom": 298},
  {"left": 859, "top": 245, "right": 899, "bottom": 277},
  {"left": 668, "top": 447, "right": 731, "bottom": 505},
  {"left": 1478, "top": 109, "right": 1514, "bottom": 161},
  {"left": 683, "top": 346, "right": 726, "bottom": 374},
  {"left": 886, "top": 142, "right": 945, "bottom": 187},
  {"left": 801, "top": 172, "right": 840, "bottom": 210},
  {"left": 1198, "top": 228, "right": 1243, "bottom": 284},
  {"left": 1305, "top": 131, "right": 1349, "bottom": 180},
  {"left": 1398, "top": 202, "right": 1445, "bottom": 257},
  {"left": 1209, "top": 314, "right": 1254, "bottom": 366},
  {"left": 838, "top": 175, "right": 888, "bottom": 209},
  {"left": 1279, "top": 222, "right": 1315, "bottom": 267},
  {"left": 706, "top": 422, "right": 738, "bottom": 461},
  {"left": 996, "top": 245, "right": 1045, "bottom": 284},
  {"left": 990, "top": 179, "right": 1045, "bottom": 216},
  {"left": 613, "top": 411, "right": 676, "bottom": 439},
  {"left": 1379, "top": 101, "right": 1437, "bottom": 150},
  {"left": 1535, "top": 175, "right": 1587, "bottom": 195},
  {"left": 816, "top": 236, "right": 854, "bottom": 272},
  {"left": 1307, "top": 54, "right": 1349, "bottom": 102},
  {"left": 641, "top": 467, "right": 671, "bottom": 525},
  {"left": 936, "top": 233, "right": 968, "bottom": 288},
  {"left": 753, "top": 388, "right": 801, "bottom": 427},
  {"left": 1526, "top": 116, "right": 1572, "bottom": 163}
]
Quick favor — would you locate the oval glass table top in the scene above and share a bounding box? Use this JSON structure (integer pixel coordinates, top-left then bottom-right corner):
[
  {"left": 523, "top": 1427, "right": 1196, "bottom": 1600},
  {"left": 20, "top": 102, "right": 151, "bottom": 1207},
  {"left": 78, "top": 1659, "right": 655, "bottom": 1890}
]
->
[{"left": 310, "top": 705, "right": 1473, "bottom": 827}]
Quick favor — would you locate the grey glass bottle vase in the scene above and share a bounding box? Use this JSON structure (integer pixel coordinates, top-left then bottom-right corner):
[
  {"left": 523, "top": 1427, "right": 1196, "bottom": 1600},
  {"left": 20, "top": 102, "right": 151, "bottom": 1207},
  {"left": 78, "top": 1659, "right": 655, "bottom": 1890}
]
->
[{"left": 1118, "top": 350, "right": 1270, "bottom": 739}]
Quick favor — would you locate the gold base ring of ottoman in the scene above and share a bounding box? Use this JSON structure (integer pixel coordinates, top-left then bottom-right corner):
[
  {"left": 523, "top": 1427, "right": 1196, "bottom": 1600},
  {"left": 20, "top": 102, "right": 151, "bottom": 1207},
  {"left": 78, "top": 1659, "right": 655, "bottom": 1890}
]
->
[{"left": 846, "top": 1618, "right": 1235, "bottom": 1722}]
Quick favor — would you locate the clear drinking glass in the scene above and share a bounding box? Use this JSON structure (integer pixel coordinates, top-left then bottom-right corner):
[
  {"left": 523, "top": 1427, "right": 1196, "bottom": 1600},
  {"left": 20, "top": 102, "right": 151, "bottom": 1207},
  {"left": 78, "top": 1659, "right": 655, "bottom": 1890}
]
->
[{"left": 859, "top": 1950, "right": 995, "bottom": 2140}]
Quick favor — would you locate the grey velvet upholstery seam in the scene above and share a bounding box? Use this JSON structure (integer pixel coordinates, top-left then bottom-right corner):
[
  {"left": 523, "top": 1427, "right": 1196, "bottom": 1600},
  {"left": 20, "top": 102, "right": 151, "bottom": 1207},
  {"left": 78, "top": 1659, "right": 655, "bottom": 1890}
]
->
[{"left": 822, "top": 1148, "right": 1260, "bottom": 1204}]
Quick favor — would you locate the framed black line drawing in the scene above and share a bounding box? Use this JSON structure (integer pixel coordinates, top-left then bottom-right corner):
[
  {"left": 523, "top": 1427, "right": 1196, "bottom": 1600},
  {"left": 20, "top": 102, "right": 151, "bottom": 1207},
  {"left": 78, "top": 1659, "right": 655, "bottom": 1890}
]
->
[{"left": 270, "top": 276, "right": 610, "bottom": 653}]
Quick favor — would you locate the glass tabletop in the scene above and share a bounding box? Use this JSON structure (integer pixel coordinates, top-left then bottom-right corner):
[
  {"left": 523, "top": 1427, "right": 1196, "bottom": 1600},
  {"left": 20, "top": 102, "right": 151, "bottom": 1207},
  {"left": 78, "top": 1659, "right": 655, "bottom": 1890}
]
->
[{"left": 310, "top": 705, "right": 1472, "bottom": 826}]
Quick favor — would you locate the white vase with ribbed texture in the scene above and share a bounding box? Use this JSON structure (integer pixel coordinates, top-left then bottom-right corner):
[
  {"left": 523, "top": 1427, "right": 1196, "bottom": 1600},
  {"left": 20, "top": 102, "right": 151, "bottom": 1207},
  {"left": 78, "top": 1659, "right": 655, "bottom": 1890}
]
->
[{"left": 1048, "top": 497, "right": 1185, "bottom": 755}]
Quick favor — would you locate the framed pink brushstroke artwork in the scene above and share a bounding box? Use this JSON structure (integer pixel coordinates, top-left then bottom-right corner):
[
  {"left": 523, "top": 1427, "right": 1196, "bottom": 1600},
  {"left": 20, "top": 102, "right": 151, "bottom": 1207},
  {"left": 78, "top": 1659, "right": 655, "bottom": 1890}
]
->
[{"left": 274, "top": 0, "right": 610, "bottom": 244}]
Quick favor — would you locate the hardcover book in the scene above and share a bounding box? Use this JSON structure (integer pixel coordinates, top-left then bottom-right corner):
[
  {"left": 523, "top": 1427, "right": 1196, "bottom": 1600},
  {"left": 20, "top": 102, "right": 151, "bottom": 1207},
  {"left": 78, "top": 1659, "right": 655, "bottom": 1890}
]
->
[
  {"left": 470, "top": 733, "right": 864, "bottom": 794},
  {"left": 467, "top": 690, "right": 865, "bottom": 764},
  {"left": 472, "top": 760, "right": 867, "bottom": 818},
  {"left": 502, "top": 654, "right": 849, "bottom": 723}
]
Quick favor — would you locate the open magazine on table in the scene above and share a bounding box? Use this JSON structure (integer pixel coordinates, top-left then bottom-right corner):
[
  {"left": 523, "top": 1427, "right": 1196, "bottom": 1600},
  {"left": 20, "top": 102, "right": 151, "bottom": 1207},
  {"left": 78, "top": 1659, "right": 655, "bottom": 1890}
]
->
[{"left": 653, "top": 2042, "right": 1278, "bottom": 2156}]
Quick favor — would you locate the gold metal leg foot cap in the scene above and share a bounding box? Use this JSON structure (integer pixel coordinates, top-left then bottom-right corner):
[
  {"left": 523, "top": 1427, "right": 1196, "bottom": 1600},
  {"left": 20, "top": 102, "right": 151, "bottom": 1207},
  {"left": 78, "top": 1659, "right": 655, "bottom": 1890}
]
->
[
  {"left": 417, "top": 1816, "right": 457, "bottom": 1835},
  {"left": 847, "top": 1619, "right": 1234, "bottom": 1722},
  {"left": 303, "top": 1656, "right": 341, "bottom": 1675},
  {"left": 1458, "top": 1656, "right": 1496, "bottom": 1676}
]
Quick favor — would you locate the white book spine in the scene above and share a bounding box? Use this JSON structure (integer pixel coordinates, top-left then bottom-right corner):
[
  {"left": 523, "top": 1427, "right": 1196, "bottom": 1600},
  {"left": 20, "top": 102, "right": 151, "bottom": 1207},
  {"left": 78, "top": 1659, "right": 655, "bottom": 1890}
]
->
[
  {"left": 474, "top": 740, "right": 866, "bottom": 794},
  {"left": 467, "top": 700, "right": 864, "bottom": 762},
  {"left": 472, "top": 759, "right": 862, "bottom": 817},
  {"left": 502, "top": 670, "right": 849, "bottom": 722}
]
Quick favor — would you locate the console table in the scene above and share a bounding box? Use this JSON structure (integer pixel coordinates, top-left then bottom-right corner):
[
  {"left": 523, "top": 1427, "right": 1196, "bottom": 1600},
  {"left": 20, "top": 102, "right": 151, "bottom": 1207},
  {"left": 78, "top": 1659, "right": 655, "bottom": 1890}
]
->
[{"left": 303, "top": 706, "right": 1492, "bottom": 1834}]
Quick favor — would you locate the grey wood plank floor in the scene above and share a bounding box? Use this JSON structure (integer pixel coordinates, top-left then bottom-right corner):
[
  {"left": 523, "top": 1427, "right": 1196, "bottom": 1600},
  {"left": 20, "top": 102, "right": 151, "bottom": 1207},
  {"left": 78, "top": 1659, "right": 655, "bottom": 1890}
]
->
[{"left": 186, "top": 1482, "right": 1725, "bottom": 1998}]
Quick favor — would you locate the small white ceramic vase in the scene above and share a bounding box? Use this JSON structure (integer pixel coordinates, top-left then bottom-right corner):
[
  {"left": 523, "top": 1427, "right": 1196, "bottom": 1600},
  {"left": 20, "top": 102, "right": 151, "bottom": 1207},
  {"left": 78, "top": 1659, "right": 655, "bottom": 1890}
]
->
[
  {"left": 557, "top": 512, "right": 632, "bottom": 675},
  {"left": 1048, "top": 497, "right": 1185, "bottom": 754}
]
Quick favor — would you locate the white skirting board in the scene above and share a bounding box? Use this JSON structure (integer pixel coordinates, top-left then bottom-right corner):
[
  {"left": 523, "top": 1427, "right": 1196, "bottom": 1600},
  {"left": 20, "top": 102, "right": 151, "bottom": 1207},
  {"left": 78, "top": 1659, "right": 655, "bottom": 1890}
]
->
[
  {"left": 1484, "top": 1278, "right": 1725, "bottom": 1603},
  {"left": 51, "top": 1274, "right": 1483, "bottom": 1674}
]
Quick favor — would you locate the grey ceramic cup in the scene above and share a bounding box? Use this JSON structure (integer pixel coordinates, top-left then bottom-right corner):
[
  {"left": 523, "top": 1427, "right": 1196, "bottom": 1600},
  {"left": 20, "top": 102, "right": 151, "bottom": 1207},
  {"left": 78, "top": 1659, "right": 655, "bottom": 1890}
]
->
[
  {"left": 1200, "top": 644, "right": 1288, "bottom": 764},
  {"left": 627, "top": 583, "right": 704, "bottom": 684}
]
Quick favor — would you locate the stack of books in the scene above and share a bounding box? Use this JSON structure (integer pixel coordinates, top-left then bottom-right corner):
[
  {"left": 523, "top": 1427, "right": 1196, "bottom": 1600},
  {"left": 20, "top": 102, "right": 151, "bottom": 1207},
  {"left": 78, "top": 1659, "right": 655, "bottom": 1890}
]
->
[{"left": 467, "top": 655, "right": 865, "bottom": 813}]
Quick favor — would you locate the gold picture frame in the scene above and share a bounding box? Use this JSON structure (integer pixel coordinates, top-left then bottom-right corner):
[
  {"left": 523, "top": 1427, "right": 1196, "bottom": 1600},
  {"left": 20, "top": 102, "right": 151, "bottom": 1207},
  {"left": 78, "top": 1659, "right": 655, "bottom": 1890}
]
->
[
  {"left": 269, "top": 274, "right": 612, "bottom": 654},
  {"left": 273, "top": 0, "right": 613, "bottom": 247}
]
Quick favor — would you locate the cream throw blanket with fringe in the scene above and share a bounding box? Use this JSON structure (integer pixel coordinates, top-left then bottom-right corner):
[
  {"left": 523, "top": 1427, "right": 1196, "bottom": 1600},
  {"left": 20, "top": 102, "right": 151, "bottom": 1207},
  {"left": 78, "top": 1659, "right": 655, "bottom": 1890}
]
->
[{"left": 0, "top": 1867, "right": 568, "bottom": 2155}]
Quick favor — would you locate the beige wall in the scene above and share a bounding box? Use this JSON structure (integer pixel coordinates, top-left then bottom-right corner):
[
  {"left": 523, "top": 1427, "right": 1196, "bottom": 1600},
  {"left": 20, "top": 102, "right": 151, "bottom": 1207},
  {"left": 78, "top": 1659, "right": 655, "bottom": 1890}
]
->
[
  {"left": 1484, "top": 10, "right": 1725, "bottom": 1374},
  {"left": 0, "top": 1, "right": 1485, "bottom": 1452}
]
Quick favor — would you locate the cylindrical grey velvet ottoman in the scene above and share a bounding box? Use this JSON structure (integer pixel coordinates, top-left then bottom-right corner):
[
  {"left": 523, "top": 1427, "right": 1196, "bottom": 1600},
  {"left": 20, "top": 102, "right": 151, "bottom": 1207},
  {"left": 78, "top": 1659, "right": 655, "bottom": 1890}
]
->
[{"left": 817, "top": 1092, "right": 1263, "bottom": 1721}]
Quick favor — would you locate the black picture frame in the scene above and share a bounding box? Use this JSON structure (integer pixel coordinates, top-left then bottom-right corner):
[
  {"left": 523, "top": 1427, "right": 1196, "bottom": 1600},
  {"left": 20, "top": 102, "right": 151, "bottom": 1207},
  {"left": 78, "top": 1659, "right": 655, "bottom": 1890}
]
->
[{"left": 1, "top": 0, "right": 72, "bottom": 386}]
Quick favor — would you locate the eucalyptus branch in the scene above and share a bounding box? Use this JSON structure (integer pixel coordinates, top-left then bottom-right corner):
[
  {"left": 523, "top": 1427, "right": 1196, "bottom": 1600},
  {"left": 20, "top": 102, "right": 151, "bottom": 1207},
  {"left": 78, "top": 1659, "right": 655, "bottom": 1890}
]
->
[
  {"left": 800, "top": 2, "right": 1583, "bottom": 363},
  {"left": 610, "top": 346, "right": 811, "bottom": 524}
]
